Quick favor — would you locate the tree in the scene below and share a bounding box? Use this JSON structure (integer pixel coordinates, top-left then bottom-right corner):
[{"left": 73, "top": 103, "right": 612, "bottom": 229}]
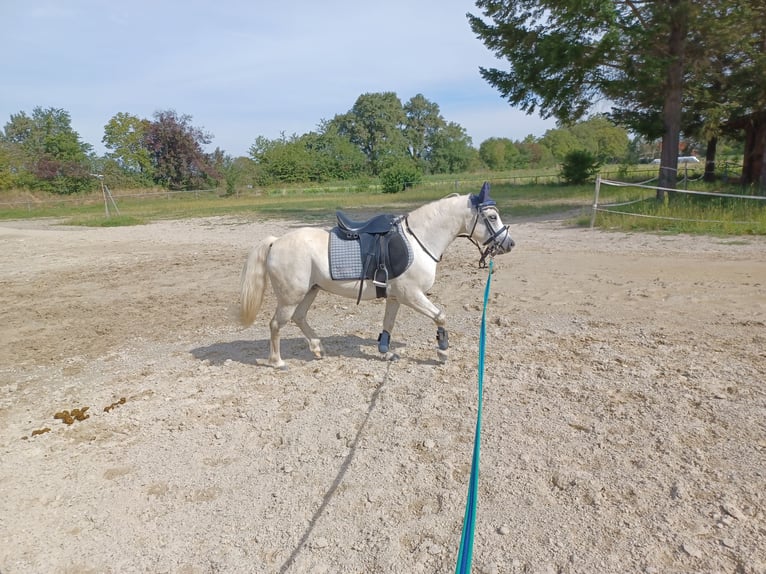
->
[
  {"left": 403, "top": 94, "right": 446, "bottom": 170},
  {"left": 479, "top": 137, "right": 517, "bottom": 170},
  {"left": 478, "top": 135, "right": 558, "bottom": 170},
  {"left": 467, "top": 0, "right": 735, "bottom": 196},
  {"left": 517, "top": 136, "right": 555, "bottom": 168},
  {"left": 655, "top": 0, "right": 690, "bottom": 195},
  {"left": 102, "top": 112, "right": 153, "bottom": 180},
  {"left": 142, "top": 110, "right": 217, "bottom": 190},
  {"left": 332, "top": 92, "right": 408, "bottom": 174},
  {"left": 570, "top": 116, "right": 629, "bottom": 162},
  {"left": 249, "top": 132, "right": 313, "bottom": 184},
  {"left": 721, "top": 4, "right": 766, "bottom": 190},
  {"left": 0, "top": 142, "right": 16, "bottom": 190},
  {"left": 539, "top": 129, "right": 579, "bottom": 163},
  {"left": 0, "top": 106, "right": 93, "bottom": 193},
  {"left": 251, "top": 92, "right": 474, "bottom": 181},
  {"left": 248, "top": 124, "right": 367, "bottom": 185},
  {"left": 307, "top": 121, "right": 368, "bottom": 180},
  {"left": 210, "top": 148, "right": 242, "bottom": 195},
  {"left": 428, "top": 122, "right": 479, "bottom": 174},
  {"left": 539, "top": 116, "right": 628, "bottom": 164}
]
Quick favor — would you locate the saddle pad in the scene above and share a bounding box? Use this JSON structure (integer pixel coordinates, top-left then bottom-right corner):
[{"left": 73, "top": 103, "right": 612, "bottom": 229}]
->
[
  {"left": 328, "top": 222, "right": 413, "bottom": 281},
  {"left": 329, "top": 227, "right": 363, "bottom": 280}
]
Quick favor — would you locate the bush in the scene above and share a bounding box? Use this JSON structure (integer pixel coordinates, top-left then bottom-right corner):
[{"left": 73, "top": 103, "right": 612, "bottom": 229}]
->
[
  {"left": 380, "top": 162, "right": 422, "bottom": 193},
  {"left": 561, "top": 150, "right": 601, "bottom": 184}
]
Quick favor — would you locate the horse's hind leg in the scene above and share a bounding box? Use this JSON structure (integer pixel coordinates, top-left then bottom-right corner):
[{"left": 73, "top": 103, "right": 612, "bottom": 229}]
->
[
  {"left": 292, "top": 287, "right": 323, "bottom": 359},
  {"left": 268, "top": 303, "right": 296, "bottom": 369}
]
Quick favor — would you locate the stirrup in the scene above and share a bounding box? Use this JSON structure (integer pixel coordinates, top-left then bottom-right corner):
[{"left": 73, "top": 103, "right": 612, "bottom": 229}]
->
[{"left": 372, "top": 267, "right": 388, "bottom": 288}]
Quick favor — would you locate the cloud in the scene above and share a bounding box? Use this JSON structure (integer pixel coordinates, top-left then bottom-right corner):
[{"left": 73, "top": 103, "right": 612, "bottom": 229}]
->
[{"left": 0, "top": 0, "right": 556, "bottom": 156}]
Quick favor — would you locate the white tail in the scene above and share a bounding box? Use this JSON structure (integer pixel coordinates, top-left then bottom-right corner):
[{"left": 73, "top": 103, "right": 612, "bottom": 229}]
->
[{"left": 239, "top": 236, "right": 277, "bottom": 326}]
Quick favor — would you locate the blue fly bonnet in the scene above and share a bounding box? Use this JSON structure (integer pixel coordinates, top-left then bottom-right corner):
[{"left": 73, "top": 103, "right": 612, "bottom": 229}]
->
[{"left": 470, "top": 182, "right": 496, "bottom": 208}]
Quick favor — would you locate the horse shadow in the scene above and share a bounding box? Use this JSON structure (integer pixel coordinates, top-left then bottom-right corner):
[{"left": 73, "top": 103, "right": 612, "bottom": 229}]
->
[{"left": 190, "top": 335, "right": 441, "bottom": 366}]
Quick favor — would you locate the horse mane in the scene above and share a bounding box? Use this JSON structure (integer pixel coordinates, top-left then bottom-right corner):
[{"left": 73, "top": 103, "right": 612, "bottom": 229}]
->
[{"left": 408, "top": 193, "right": 469, "bottom": 221}]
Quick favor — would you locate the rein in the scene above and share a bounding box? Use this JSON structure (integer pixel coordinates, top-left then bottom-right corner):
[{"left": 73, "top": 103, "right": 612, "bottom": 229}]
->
[{"left": 404, "top": 216, "right": 440, "bottom": 263}]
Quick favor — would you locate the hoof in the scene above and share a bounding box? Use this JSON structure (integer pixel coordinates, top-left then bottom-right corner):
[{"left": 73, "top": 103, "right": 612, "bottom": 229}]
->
[
  {"left": 378, "top": 330, "right": 391, "bottom": 354},
  {"left": 437, "top": 349, "right": 449, "bottom": 362},
  {"left": 310, "top": 342, "right": 324, "bottom": 359},
  {"left": 436, "top": 326, "right": 449, "bottom": 351}
]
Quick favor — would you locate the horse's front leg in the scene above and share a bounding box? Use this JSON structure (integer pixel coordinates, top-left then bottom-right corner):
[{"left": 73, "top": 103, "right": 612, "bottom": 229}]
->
[
  {"left": 378, "top": 298, "right": 400, "bottom": 359},
  {"left": 434, "top": 309, "right": 449, "bottom": 362},
  {"left": 403, "top": 292, "right": 449, "bottom": 362}
]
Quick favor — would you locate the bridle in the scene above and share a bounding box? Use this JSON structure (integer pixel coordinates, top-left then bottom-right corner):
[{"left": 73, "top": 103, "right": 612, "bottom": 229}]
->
[
  {"left": 404, "top": 194, "right": 513, "bottom": 268},
  {"left": 461, "top": 202, "right": 512, "bottom": 268}
]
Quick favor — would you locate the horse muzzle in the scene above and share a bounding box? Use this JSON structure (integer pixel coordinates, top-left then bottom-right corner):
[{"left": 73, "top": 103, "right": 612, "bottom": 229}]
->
[
  {"left": 478, "top": 226, "right": 514, "bottom": 267},
  {"left": 487, "top": 226, "right": 515, "bottom": 255}
]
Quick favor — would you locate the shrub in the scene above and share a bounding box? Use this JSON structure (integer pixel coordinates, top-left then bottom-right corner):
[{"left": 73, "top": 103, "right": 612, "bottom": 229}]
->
[
  {"left": 561, "top": 150, "right": 601, "bottom": 184},
  {"left": 380, "top": 163, "right": 422, "bottom": 193}
]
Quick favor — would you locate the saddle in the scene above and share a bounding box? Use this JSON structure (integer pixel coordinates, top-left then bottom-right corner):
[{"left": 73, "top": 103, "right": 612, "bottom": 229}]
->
[{"left": 330, "top": 210, "right": 413, "bottom": 302}]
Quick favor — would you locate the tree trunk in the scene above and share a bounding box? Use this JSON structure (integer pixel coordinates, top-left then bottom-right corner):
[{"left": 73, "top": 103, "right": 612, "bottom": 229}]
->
[
  {"left": 741, "top": 117, "right": 766, "bottom": 188},
  {"left": 656, "top": 1, "right": 688, "bottom": 200},
  {"left": 760, "top": 129, "right": 766, "bottom": 195},
  {"left": 704, "top": 137, "right": 717, "bottom": 182}
]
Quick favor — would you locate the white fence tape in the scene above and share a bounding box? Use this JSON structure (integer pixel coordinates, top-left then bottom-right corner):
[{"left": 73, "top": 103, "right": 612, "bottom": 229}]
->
[{"left": 590, "top": 176, "right": 766, "bottom": 228}]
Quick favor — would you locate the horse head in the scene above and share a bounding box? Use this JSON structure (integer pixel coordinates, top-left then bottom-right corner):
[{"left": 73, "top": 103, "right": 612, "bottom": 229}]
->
[{"left": 468, "top": 182, "right": 515, "bottom": 265}]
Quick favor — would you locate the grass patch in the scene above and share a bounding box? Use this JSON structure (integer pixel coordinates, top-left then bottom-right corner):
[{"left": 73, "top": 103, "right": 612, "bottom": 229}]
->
[
  {"left": 0, "top": 180, "right": 596, "bottom": 226},
  {"left": 592, "top": 185, "right": 766, "bottom": 235},
  {"left": 3, "top": 171, "right": 763, "bottom": 235},
  {"left": 67, "top": 214, "right": 147, "bottom": 227}
]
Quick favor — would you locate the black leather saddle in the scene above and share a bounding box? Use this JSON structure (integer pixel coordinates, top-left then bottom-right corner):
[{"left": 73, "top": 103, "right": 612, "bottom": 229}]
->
[
  {"left": 336, "top": 212, "right": 398, "bottom": 235},
  {"left": 333, "top": 210, "right": 412, "bottom": 302}
]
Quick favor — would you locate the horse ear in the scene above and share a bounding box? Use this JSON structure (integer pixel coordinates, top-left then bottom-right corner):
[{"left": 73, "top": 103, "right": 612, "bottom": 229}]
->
[
  {"left": 480, "top": 181, "right": 490, "bottom": 201},
  {"left": 472, "top": 181, "right": 495, "bottom": 207},
  {"left": 471, "top": 181, "right": 492, "bottom": 207}
]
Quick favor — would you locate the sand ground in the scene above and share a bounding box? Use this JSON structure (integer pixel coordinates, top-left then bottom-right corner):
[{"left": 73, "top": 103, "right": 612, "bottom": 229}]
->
[{"left": 1, "top": 213, "right": 764, "bottom": 574}]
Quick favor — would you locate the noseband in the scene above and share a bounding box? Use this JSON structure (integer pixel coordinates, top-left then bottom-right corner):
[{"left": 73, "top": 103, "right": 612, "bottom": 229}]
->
[{"left": 463, "top": 204, "right": 512, "bottom": 268}]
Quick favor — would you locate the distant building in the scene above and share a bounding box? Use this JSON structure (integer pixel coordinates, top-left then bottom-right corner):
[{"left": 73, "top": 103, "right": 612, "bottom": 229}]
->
[{"left": 650, "top": 156, "right": 700, "bottom": 165}]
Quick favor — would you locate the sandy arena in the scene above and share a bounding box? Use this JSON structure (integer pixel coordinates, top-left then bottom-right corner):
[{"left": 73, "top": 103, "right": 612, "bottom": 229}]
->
[{"left": 1, "top": 212, "right": 764, "bottom": 573}]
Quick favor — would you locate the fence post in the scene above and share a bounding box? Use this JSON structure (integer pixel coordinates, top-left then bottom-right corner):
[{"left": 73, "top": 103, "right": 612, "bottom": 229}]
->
[{"left": 590, "top": 175, "right": 602, "bottom": 229}]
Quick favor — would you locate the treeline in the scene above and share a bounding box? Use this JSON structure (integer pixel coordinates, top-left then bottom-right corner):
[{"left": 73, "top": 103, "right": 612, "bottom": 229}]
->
[
  {"left": 468, "top": 0, "right": 766, "bottom": 192},
  {"left": 0, "top": 93, "right": 737, "bottom": 195},
  {"left": 0, "top": 108, "right": 220, "bottom": 194}
]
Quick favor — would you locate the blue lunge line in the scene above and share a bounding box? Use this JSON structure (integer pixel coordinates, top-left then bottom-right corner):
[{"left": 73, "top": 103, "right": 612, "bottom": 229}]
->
[{"left": 455, "top": 258, "right": 493, "bottom": 573}]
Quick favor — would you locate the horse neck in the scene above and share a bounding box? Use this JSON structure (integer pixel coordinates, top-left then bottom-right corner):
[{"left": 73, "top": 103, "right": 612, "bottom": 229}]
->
[{"left": 407, "top": 195, "right": 469, "bottom": 259}]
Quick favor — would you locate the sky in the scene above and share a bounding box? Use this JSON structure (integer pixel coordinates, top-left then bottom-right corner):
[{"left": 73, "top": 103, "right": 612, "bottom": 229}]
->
[{"left": 1, "top": 0, "right": 558, "bottom": 157}]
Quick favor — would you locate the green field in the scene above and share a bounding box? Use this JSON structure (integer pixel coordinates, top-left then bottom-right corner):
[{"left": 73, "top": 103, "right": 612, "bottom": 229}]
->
[
  {"left": 2, "top": 169, "right": 765, "bottom": 235},
  {"left": 0, "top": 177, "right": 596, "bottom": 226}
]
